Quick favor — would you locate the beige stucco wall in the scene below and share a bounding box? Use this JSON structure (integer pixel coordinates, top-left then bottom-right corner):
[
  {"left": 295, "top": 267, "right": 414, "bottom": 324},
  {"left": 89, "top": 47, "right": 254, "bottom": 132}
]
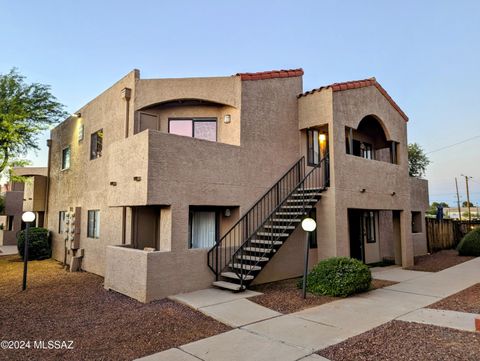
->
[
  {"left": 410, "top": 177, "right": 429, "bottom": 256},
  {"left": 48, "top": 70, "right": 138, "bottom": 275}
]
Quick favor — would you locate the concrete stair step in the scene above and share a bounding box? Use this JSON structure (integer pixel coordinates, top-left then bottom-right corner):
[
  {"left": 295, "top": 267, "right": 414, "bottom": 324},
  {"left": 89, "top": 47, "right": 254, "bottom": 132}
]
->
[
  {"left": 287, "top": 198, "right": 319, "bottom": 203},
  {"left": 281, "top": 205, "right": 313, "bottom": 209},
  {"left": 243, "top": 247, "right": 274, "bottom": 253},
  {"left": 275, "top": 211, "right": 304, "bottom": 216},
  {"left": 272, "top": 218, "right": 302, "bottom": 222},
  {"left": 212, "top": 281, "right": 244, "bottom": 291},
  {"left": 257, "top": 231, "right": 290, "bottom": 237},
  {"left": 250, "top": 239, "right": 283, "bottom": 246},
  {"left": 229, "top": 263, "right": 262, "bottom": 271},
  {"left": 263, "top": 224, "right": 296, "bottom": 229},
  {"left": 237, "top": 255, "right": 269, "bottom": 262},
  {"left": 221, "top": 272, "right": 254, "bottom": 281}
]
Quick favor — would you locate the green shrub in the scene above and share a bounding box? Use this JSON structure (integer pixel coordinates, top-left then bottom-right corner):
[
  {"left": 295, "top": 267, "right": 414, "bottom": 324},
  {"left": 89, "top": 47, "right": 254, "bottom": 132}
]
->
[
  {"left": 306, "top": 257, "right": 372, "bottom": 297},
  {"left": 457, "top": 227, "right": 480, "bottom": 256},
  {"left": 17, "top": 227, "right": 51, "bottom": 260}
]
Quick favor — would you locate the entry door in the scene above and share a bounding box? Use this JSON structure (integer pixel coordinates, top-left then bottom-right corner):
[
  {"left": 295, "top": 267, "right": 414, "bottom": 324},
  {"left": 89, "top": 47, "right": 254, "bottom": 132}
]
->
[
  {"left": 348, "top": 209, "right": 364, "bottom": 262},
  {"left": 348, "top": 210, "right": 381, "bottom": 264}
]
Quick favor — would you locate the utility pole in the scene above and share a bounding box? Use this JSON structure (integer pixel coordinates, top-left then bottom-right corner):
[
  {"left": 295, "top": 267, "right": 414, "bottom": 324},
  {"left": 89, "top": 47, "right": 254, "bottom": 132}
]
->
[
  {"left": 455, "top": 177, "right": 462, "bottom": 221},
  {"left": 461, "top": 174, "right": 472, "bottom": 225}
]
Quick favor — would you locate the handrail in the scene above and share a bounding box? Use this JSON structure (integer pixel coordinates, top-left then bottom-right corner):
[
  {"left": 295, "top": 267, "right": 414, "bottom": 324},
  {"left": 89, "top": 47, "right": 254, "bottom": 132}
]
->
[
  {"left": 207, "top": 157, "right": 305, "bottom": 279},
  {"left": 232, "top": 154, "right": 329, "bottom": 287}
]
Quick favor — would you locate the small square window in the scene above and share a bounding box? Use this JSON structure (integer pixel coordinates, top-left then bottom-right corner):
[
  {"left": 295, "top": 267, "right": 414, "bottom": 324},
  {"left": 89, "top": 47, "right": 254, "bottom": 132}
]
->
[{"left": 61, "top": 146, "right": 71, "bottom": 170}]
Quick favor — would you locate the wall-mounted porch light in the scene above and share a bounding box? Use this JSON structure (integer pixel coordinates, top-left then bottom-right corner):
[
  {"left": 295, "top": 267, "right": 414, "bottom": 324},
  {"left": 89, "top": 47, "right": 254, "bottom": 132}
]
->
[
  {"left": 224, "top": 208, "right": 231, "bottom": 217},
  {"left": 319, "top": 133, "right": 327, "bottom": 143},
  {"left": 133, "top": 176, "right": 141, "bottom": 182},
  {"left": 224, "top": 114, "right": 231, "bottom": 124},
  {"left": 72, "top": 112, "right": 81, "bottom": 118}
]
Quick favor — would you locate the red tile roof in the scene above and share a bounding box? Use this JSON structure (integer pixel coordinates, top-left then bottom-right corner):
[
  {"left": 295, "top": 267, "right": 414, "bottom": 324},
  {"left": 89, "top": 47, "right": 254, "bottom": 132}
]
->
[
  {"left": 236, "top": 69, "right": 304, "bottom": 81},
  {"left": 298, "top": 77, "right": 408, "bottom": 121}
]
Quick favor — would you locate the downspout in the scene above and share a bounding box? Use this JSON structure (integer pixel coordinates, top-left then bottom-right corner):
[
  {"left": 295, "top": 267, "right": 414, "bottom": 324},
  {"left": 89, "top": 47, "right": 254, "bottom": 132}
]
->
[
  {"left": 44, "top": 139, "right": 52, "bottom": 227},
  {"left": 121, "top": 88, "right": 132, "bottom": 245}
]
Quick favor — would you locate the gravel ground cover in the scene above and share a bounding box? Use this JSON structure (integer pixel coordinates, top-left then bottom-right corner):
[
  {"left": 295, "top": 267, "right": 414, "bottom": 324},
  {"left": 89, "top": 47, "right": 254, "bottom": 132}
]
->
[
  {"left": 0, "top": 256, "right": 230, "bottom": 361},
  {"left": 250, "top": 277, "right": 397, "bottom": 314},
  {"left": 405, "top": 249, "right": 474, "bottom": 272},
  {"left": 428, "top": 283, "right": 480, "bottom": 314},
  {"left": 318, "top": 320, "right": 480, "bottom": 361}
]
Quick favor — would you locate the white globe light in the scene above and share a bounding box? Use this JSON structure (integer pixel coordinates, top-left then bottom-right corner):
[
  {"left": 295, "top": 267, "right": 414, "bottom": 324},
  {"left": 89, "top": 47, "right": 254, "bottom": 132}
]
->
[
  {"left": 301, "top": 217, "right": 317, "bottom": 232},
  {"left": 22, "top": 211, "right": 36, "bottom": 223}
]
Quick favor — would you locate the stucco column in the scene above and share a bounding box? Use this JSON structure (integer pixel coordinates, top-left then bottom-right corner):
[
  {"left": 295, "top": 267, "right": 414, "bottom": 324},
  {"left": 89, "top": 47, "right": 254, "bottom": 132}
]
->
[{"left": 400, "top": 210, "right": 414, "bottom": 267}]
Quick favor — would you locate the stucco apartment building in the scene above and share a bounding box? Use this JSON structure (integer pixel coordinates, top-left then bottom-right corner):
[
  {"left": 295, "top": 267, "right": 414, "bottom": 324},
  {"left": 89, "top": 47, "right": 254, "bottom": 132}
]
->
[
  {"left": 44, "top": 68, "right": 428, "bottom": 302},
  {"left": 0, "top": 168, "right": 48, "bottom": 246}
]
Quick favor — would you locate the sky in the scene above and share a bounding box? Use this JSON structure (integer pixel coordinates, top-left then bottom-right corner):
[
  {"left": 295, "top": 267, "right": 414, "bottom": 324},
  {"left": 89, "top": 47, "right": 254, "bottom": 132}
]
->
[{"left": 1, "top": 0, "right": 479, "bottom": 205}]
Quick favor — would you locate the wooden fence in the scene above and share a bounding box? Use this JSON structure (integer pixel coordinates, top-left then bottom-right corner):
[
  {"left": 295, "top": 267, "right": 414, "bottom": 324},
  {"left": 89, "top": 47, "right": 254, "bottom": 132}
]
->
[{"left": 426, "top": 218, "right": 480, "bottom": 252}]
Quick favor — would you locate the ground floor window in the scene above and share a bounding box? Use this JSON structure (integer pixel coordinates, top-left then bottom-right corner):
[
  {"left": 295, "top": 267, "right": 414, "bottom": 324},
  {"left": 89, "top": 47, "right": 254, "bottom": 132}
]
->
[
  {"left": 308, "top": 208, "right": 318, "bottom": 249},
  {"left": 412, "top": 211, "right": 422, "bottom": 233},
  {"left": 59, "top": 211, "right": 66, "bottom": 233},
  {"left": 87, "top": 210, "right": 100, "bottom": 238},
  {"left": 363, "top": 211, "right": 377, "bottom": 243},
  {"left": 7, "top": 215, "right": 13, "bottom": 231},
  {"left": 189, "top": 210, "right": 217, "bottom": 249}
]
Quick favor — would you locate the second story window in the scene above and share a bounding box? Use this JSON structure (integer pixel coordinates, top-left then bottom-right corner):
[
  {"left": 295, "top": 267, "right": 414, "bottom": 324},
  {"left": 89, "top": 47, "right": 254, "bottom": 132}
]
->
[
  {"left": 169, "top": 118, "right": 217, "bottom": 142},
  {"left": 90, "top": 129, "right": 103, "bottom": 160},
  {"left": 307, "top": 129, "right": 320, "bottom": 166},
  {"left": 61, "top": 146, "right": 71, "bottom": 170}
]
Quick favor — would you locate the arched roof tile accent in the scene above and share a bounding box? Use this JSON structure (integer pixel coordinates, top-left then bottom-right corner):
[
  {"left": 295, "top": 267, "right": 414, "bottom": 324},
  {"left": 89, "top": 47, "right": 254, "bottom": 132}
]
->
[{"left": 298, "top": 77, "right": 409, "bottom": 122}]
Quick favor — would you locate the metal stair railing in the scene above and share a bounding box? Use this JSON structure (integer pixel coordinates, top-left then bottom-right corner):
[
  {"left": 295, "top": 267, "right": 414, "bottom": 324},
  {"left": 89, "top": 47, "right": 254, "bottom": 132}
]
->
[
  {"left": 207, "top": 157, "right": 305, "bottom": 279},
  {"left": 231, "top": 154, "right": 330, "bottom": 288}
]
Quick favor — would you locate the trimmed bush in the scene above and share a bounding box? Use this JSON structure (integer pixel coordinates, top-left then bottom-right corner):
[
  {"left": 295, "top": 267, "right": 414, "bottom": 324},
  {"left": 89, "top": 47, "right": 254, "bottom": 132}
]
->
[
  {"left": 306, "top": 257, "right": 372, "bottom": 297},
  {"left": 457, "top": 227, "right": 480, "bottom": 256},
  {"left": 17, "top": 227, "right": 51, "bottom": 260}
]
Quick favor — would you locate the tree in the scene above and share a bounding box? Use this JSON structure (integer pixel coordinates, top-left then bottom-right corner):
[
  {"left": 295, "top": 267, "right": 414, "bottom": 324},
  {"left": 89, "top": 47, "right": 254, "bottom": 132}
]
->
[
  {"left": 463, "top": 201, "right": 474, "bottom": 207},
  {"left": 0, "top": 69, "right": 67, "bottom": 176},
  {"left": 427, "top": 201, "right": 449, "bottom": 216},
  {"left": 408, "top": 143, "right": 430, "bottom": 177}
]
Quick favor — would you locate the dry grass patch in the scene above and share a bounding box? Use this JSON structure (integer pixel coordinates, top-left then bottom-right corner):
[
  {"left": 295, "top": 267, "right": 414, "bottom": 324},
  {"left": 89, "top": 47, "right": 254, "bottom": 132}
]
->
[
  {"left": 405, "top": 249, "right": 474, "bottom": 272},
  {"left": 319, "top": 320, "right": 480, "bottom": 361},
  {"left": 0, "top": 255, "right": 230, "bottom": 361}
]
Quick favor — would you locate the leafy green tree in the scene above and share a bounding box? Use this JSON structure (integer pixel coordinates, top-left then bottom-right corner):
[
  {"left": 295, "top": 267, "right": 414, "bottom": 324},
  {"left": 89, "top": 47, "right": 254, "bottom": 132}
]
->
[
  {"left": 0, "top": 69, "right": 67, "bottom": 176},
  {"left": 427, "top": 201, "right": 449, "bottom": 215},
  {"left": 408, "top": 143, "right": 430, "bottom": 177},
  {"left": 462, "top": 201, "right": 474, "bottom": 207}
]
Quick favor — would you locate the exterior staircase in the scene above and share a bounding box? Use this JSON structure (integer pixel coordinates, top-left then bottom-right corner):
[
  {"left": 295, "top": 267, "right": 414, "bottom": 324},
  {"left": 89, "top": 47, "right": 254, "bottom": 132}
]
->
[{"left": 207, "top": 155, "right": 329, "bottom": 291}]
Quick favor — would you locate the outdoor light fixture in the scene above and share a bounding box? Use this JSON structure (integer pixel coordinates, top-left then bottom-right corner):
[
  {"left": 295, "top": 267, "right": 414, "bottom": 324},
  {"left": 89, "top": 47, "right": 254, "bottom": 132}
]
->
[
  {"left": 72, "top": 112, "right": 81, "bottom": 118},
  {"left": 21, "top": 211, "right": 36, "bottom": 291},
  {"left": 360, "top": 188, "right": 366, "bottom": 193},
  {"left": 224, "top": 208, "right": 231, "bottom": 217},
  {"left": 391, "top": 191, "right": 396, "bottom": 196},
  {"left": 133, "top": 176, "right": 141, "bottom": 182},
  {"left": 224, "top": 114, "right": 231, "bottom": 124},
  {"left": 319, "top": 133, "right": 326, "bottom": 143},
  {"left": 301, "top": 217, "right": 317, "bottom": 299},
  {"left": 301, "top": 217, "right": 317, "bottom": 232}
]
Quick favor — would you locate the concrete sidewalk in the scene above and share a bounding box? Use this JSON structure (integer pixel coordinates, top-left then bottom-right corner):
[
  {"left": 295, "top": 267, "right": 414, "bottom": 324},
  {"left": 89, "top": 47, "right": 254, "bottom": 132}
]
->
[
  {"left": 0, "top": 245, "right": 18, "bottom": 256},
  {"left": 138, "top": 258, "right": 480, "bottom": 361}
]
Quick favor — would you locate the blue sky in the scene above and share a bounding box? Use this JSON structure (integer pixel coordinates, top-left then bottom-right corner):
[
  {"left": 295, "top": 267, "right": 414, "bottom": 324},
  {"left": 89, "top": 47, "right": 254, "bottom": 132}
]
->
[{"left": 1, "top": 0, "right": 479, "bottom": 205}]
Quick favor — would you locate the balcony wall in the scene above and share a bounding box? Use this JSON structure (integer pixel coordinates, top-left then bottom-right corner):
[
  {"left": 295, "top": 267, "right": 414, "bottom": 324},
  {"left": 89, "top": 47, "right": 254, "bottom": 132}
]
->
[
  {"left": 107, "top": 130, "right": 149, "bottom": 206},
  {"left": 23, "top": 175, "right": 47, "bottom": 212}
]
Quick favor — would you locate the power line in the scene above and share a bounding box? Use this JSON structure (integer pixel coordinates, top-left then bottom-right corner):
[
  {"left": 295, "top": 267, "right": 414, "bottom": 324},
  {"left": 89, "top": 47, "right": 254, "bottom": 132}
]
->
[{"left": 425, "top": 134, "right": 480, "bottom": 154}]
